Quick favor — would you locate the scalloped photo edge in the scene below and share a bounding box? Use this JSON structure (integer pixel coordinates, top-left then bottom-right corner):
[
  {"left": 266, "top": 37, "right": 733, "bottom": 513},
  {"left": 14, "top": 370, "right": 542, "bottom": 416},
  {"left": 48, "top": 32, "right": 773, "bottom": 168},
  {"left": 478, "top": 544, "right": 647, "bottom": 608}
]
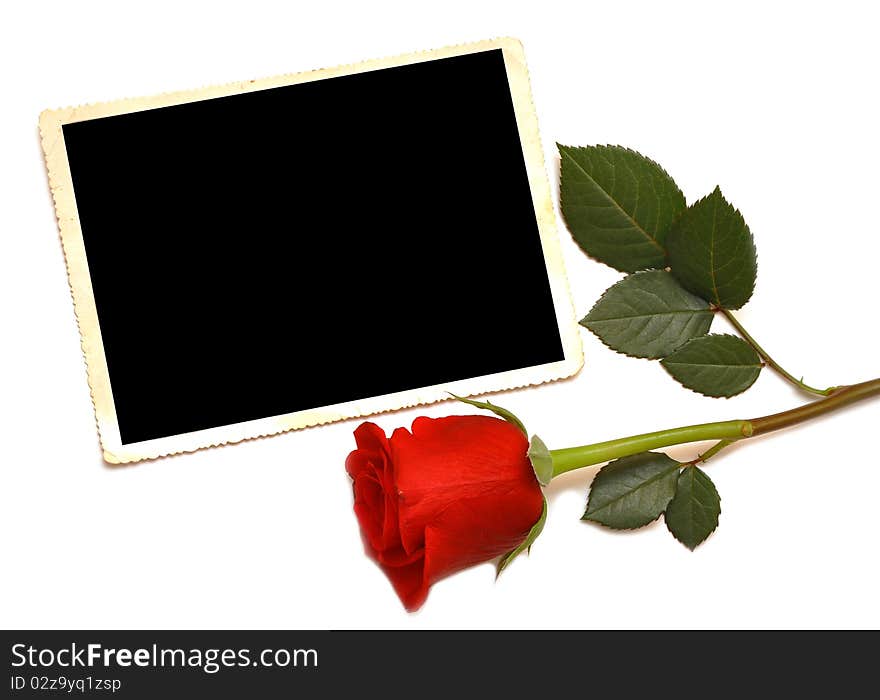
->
[{"left": 38, "top": 37, "right": 583, "bottom": 464}]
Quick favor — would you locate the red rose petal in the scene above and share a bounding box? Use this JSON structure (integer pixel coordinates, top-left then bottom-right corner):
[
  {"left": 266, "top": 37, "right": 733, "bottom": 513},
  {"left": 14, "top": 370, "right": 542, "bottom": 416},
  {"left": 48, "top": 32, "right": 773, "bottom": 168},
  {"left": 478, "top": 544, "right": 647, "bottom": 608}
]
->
[
  {"left": 379, "top": 554, "right": 428, "bottom": 613},
  {"left": 346, "top": 415, "right": 544, "bottom": 612},
  {"left": 352, "top": 472, "right": 385, "bottom": 552},
  {"left": 392, "top": 415, "right": 534, "bottom": 555},
  {"left": 346, "top": 422, "right": 390, "bottom": 479}
]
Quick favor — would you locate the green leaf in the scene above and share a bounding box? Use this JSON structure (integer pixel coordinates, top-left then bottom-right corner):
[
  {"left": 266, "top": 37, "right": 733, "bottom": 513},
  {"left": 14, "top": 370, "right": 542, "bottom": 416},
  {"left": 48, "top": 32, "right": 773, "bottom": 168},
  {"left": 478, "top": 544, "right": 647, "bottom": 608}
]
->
[
  {"left": 497, "top": 497, "right": 547, "bottom": 576},
  {"left": 661, "top": 334, "right": 762, "bottom": 397},
  {"left": 450, "top": 395, "right": 526, "bottom": 436},
  {"left": 666, "top": 187, "right": 758, "bottom": 310},
  {"left": 558, "top": 144, "right": 686, "bottom": 273},
  {"left": 582, "top": 452, "right": 680, "bottom": 529},
  {"left": 581, "top": 270, "right": 713, "bottom": 359},
  {"left": 528, "top": 434, "right": 553, "bottom": 486},
  {"left": 665, "top": 466, "right": 721, "bottom": 550}
]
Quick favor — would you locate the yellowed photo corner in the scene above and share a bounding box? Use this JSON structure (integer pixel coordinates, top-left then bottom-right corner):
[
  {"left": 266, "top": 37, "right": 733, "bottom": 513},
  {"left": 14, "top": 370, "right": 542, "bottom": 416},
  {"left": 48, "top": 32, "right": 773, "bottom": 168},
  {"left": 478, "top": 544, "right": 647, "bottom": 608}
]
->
[{"left": 39, "top": 37, "right": 583, "bottom": 464}]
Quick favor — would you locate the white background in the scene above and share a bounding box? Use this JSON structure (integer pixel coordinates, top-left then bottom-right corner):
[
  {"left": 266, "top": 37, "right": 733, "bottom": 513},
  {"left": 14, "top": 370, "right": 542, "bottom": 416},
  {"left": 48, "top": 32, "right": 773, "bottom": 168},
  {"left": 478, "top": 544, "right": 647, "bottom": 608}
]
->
[{"left": 2, "top": 0, "right": 879, "bottom": 630}]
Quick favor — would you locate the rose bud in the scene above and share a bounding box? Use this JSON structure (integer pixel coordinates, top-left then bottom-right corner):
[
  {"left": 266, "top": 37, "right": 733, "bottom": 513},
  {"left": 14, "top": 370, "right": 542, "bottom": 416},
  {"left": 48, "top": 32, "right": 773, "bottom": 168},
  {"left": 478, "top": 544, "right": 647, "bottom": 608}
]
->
[{"left": 345, "top": 415, "right": 544, "bottom": 611}]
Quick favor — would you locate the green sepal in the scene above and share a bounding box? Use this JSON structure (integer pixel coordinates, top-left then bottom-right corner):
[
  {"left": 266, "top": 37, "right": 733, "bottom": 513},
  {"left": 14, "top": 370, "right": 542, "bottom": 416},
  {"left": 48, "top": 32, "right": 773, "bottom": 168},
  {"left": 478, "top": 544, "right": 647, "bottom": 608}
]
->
[
  {"left": 497, "top": 497, "right": 548, "bottom": 577},
  {"left": 528, "top": 434, "right": 553, "bottom": 486},
  {"left": 450, "top": 394, "right": 527, "bottom": 436}
]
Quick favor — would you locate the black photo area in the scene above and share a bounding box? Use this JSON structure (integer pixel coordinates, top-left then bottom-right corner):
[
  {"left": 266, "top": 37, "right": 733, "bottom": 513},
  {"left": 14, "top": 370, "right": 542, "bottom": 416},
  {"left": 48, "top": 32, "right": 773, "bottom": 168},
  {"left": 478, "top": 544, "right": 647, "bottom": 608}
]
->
[{"left": 63, "top": 49, "right": 565, "bottom": 444}]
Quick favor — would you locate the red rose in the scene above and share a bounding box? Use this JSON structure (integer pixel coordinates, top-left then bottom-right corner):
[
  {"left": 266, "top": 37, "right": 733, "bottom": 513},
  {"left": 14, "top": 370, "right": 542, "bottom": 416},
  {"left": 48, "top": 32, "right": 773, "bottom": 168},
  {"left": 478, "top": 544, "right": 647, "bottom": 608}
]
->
[{"left": 345, "top": 415, "right": 544, "bottom": 611}]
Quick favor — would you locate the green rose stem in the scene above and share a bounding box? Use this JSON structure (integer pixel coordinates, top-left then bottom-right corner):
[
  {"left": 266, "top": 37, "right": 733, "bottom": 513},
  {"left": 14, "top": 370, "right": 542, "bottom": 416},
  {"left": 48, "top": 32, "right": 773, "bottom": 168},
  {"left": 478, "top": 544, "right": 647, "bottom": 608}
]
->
[
  {"left": 718, "top": 307, "right": 836, "bottom": 397},
  {"left": 549, "top": 377, "right": 880, "bottom": 478}
]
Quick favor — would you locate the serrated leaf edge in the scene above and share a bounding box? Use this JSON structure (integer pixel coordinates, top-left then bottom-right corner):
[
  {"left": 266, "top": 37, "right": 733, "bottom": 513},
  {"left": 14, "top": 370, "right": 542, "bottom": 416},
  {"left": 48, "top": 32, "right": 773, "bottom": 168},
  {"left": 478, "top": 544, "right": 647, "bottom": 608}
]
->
[
  {"left": 557, "top": 143, "right": 685, "bottom": 272},
  {"left": 665, "top": 465, "right": 722, "bottom": 551},
  {"left": 580, "top": 270, "right": 714, "bottom": 360},
  {"left": 660, "top": 333, "right": 763, "bottom": 398},
  {"left": 582, "top": 453, "right": 681, "bottom": 531},
  {"left": 668, "top": 187, "right": 759, "bottom": 310}
]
